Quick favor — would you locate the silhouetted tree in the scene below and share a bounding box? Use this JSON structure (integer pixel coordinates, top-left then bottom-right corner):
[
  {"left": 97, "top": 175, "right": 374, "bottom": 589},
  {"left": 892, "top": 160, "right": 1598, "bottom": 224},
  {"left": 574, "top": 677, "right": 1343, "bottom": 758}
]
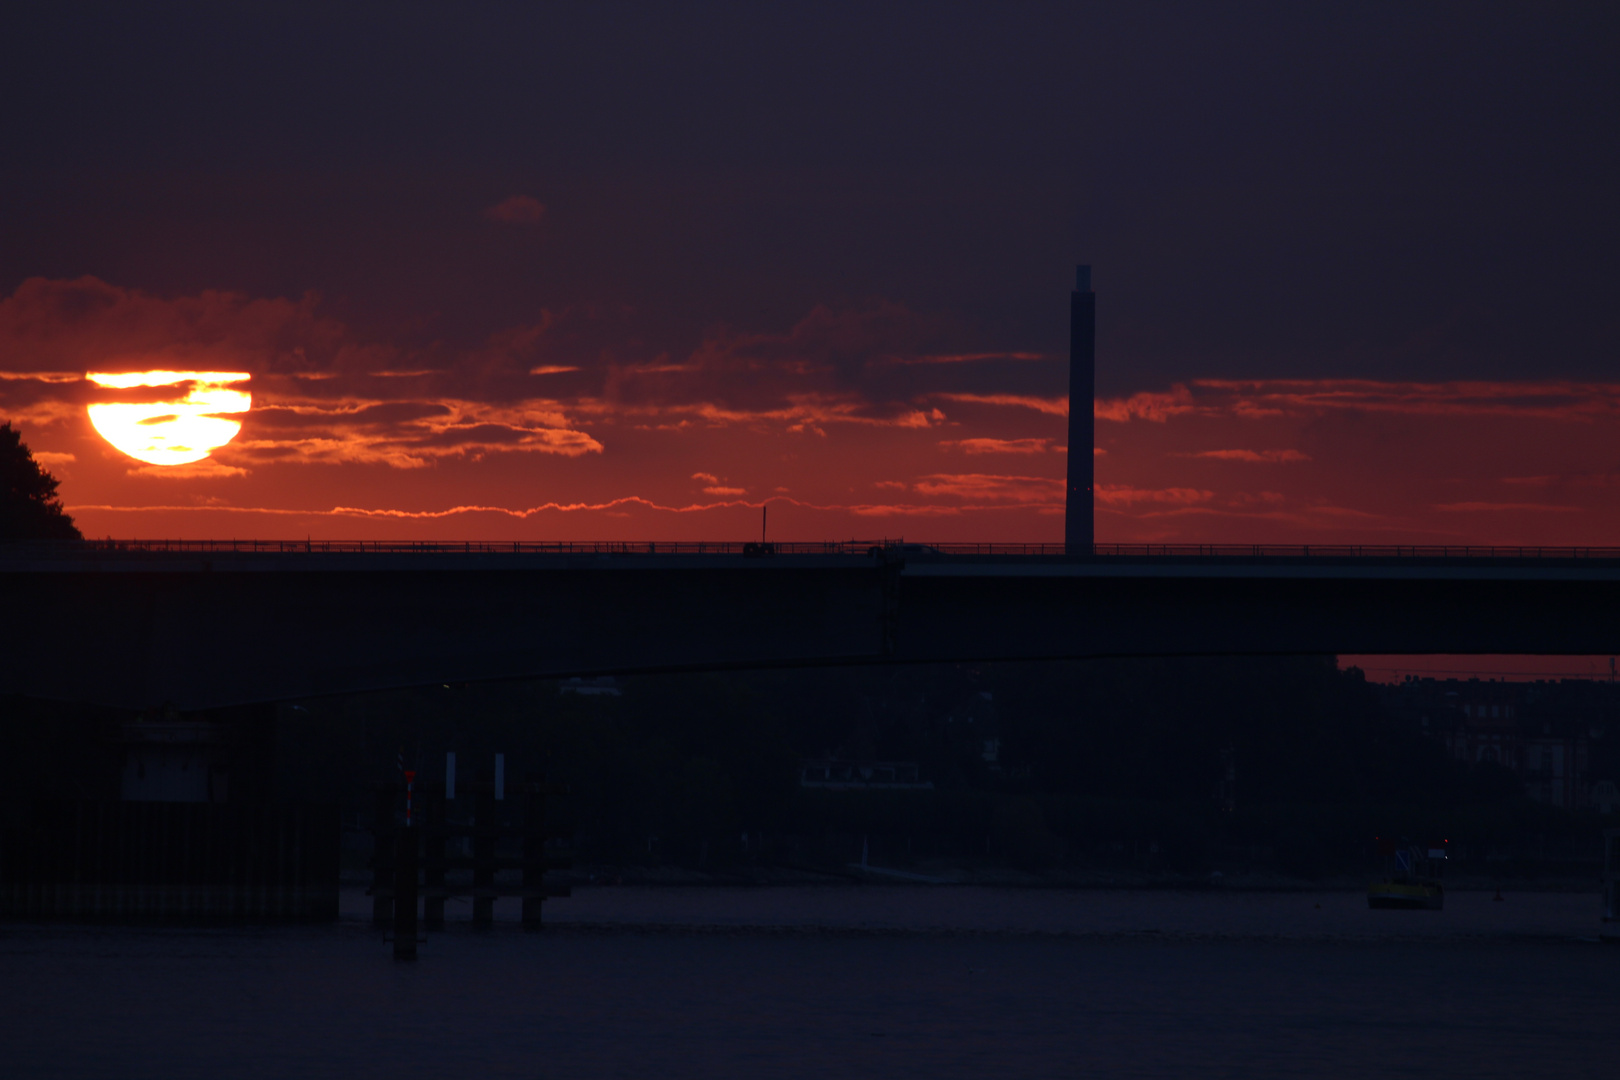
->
[{"left": 0, "top": 422, "right": 81, "bottom": 539}]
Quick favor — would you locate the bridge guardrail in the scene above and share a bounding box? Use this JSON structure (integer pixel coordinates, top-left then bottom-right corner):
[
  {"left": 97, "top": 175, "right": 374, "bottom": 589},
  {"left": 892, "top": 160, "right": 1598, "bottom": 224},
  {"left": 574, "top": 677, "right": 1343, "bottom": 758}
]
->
[{"left": 5, "top": 538, "right": 1620, "bottom": 560}]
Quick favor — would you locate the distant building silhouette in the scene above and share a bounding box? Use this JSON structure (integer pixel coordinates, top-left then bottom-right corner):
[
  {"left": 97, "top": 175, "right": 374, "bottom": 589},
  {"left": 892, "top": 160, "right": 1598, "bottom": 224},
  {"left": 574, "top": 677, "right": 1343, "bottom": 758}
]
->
[
  {"left": 1064, "top": 265, "right": 1094, "bottom": 555},
  {"left": 1382, "top": 676, "right": 1620, "bottom": 811},
  {"left": 798, "top": 760, "right": 932, "bottom": 790}
]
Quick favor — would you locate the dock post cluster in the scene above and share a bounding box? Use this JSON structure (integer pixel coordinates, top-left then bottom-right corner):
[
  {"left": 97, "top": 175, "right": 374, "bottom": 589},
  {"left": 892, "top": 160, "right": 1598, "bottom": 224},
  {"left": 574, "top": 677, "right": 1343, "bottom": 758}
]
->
[{"left": 369, "top": 776, "right": 571, "bottom": 957}]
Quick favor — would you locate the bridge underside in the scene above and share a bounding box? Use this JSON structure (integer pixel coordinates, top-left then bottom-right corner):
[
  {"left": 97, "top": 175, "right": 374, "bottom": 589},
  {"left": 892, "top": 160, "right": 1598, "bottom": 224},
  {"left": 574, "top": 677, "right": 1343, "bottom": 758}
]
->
[
  {"left": 5, "top": 550, "right": 1620, "bottom": 712},
  {"left": 900, "top": 564, "right": 1620, "bottom": 662}
]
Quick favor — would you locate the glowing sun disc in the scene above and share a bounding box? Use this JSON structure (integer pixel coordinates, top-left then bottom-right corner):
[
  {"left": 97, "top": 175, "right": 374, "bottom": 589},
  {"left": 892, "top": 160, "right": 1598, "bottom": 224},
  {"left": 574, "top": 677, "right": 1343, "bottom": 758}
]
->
[{"left": 86, "top": 371, "right": 251, "bottom": 466}]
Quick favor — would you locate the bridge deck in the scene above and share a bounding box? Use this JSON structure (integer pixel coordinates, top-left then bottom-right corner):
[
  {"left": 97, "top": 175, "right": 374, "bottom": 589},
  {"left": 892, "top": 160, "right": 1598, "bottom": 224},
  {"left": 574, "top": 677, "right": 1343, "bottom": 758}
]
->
[{"left": 4, "top": 541, "right": 1619, "bottom": 711}]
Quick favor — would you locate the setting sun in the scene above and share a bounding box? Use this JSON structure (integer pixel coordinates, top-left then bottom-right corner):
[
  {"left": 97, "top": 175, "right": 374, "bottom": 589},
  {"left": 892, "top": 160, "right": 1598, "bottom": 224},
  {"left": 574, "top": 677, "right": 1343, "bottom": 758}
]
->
[{"left": 86, "top": 371, "right": 251, "bottom": 466}]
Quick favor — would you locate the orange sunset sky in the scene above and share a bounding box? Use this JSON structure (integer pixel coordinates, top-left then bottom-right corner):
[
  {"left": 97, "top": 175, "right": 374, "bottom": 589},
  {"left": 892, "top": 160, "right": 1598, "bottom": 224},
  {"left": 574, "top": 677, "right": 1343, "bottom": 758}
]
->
[
  {"left": 2, "top": 6, "right": 1615, "bottom": 552},
  {"left": 4, "top": 274, "right": 1618, "bottom": 547}
]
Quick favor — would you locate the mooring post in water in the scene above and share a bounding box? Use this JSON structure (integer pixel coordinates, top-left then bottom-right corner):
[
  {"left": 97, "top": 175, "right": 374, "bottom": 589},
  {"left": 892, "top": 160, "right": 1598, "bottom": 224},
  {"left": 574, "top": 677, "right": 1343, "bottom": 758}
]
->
[
  {"left": 1602, "top": 826, "right": 1619, "bottom": 941},
  {"left": 371, "top": 785, "right": 396, "bottom": 927},
  {"left": 393, "top": 825, "right": 419, "bottom": 961},
  {"left": 422, "top": 784, "right": 446, "bottom": 930},
  {"left": 473, "top": 771, "right": 496, "bottom": 927},
  {"left": 522, "top": 775, "right": 546, "bottom": 930}
]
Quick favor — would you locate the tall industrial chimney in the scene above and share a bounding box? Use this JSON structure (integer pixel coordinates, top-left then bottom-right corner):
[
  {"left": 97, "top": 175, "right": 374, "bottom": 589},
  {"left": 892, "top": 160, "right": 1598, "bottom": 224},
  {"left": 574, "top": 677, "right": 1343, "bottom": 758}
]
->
[{"left": 1064, "top": 265, "right": 1095, "bottom": 555}]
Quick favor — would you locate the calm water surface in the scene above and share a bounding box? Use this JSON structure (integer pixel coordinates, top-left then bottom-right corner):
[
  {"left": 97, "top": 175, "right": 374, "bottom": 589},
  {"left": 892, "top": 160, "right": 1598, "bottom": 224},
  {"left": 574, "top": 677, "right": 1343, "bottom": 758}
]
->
[{"left": 2, "top": 887, "right": 1615, "bottom": 1079}]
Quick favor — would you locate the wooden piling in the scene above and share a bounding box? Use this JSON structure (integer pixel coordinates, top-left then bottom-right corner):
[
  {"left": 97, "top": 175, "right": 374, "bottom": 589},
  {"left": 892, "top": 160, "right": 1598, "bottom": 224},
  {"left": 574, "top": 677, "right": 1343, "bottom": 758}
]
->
[
  {"left": 422, "top": 785, "right": 446, "bottom": 930},
  {"left": 472, "top": 775, "right": 496, "bottom": 927},
  {"left": 370, "top": 785, "right": 395, "bottom": 927},
  {"left": 392, "top": 825, "right": 418, "bottom": 961},
  {"left": 522, "top": 776, "right": 545, "bottom": 930}
]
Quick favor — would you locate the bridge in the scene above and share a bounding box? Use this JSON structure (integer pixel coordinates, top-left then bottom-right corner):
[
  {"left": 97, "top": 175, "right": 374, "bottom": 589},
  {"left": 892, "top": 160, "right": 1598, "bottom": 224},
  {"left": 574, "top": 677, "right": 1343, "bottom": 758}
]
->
[{"left": 3, "top": 538, "right": 1619, "bottom": 711}]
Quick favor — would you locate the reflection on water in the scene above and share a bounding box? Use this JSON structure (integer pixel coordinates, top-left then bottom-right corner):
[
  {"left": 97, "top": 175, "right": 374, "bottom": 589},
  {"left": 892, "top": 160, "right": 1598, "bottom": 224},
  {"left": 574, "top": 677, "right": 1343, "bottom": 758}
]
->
[{"left": 3, "top": 889, "right": 1616, "bottom": 1079}]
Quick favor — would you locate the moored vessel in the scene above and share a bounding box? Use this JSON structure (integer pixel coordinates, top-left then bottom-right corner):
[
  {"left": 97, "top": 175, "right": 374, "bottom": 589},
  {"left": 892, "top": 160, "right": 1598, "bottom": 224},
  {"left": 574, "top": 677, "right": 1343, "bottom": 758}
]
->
[{"left": 1369, "top": 839, "right": 1446, "bottom": 910}]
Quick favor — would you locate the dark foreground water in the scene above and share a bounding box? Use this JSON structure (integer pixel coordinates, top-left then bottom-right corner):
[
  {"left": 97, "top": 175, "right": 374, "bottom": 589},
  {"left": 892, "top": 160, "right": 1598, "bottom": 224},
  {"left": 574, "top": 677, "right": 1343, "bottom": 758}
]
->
[{"left": 3, "top": 888, "right": 1616, "bottom": 1079}]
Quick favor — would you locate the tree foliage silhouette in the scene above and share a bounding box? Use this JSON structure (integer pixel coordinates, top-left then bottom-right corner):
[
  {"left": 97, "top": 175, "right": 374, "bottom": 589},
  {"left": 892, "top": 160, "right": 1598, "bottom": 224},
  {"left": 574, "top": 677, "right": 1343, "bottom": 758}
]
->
[{"left": 0, "top": 422, "right": 81, "bottom": 539}]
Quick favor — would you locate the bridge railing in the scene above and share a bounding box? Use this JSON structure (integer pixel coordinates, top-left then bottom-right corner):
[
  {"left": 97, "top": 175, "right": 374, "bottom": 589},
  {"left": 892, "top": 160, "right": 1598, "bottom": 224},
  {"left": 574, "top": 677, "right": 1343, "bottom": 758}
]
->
[
  {"left": 61, "top": 538, "right": 888, "bottom": 556},
  {"left": 21, "top": 539, "right": 1620, "bottom": 559},
  {"left": 936, "top": 543, "right": 1620, "bottom": 559}
]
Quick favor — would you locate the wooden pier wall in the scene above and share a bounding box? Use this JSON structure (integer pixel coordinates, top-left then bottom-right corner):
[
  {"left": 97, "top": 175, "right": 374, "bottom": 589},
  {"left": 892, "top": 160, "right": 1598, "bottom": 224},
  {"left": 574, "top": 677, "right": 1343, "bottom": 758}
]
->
[{"left": 0, "top": 800, "right": 339, "bottom": 921}]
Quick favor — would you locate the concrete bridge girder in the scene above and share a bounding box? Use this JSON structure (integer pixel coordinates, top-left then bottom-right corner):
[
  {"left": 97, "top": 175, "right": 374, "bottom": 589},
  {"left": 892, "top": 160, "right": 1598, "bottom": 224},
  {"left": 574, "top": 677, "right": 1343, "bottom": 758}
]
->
[
  {"left": 4, "top": 551, "right": 1620, "bottom": 712},
  {"left": 0, "top": 553, "right": 896, "bottom": 711},
  {"left": 896, "top": 560, "right": 1620, "bottom": 662}
]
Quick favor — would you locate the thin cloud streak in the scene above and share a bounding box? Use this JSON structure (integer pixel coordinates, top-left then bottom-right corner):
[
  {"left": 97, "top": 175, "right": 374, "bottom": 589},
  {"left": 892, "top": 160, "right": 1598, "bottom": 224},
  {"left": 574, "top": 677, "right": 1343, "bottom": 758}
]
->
[
  {"left": 127, "top": 460, "right": 248, "bottom": 478},
  {"left": 1096, "top": 484, "right": 1215, "bottom": 506},
  {"left": 891, "top": 351, "right": 1051, "bottom": 366},
  {"left": 940, "top": 438, "right": 1051, "bottom": 454},
  {"left": 911, "top": 474, "right": 1065, "bottom": 503},
  {"left": 933, "top": 393, "right": 1068, "bottom": 416},
  {"left": 1182, "top": 449, "right": 1311, "bottom": 463},
  {"left": 1434, "top": 501, "right": 1581, "bottom": 513},
  {"left": 0, "top": 371, "right": 84, "bottom": 383},
  {"left": 1095, "top": 379, "right": 1620, "bottom": 424},
  {"left": 1095, "top": 385, "right": 1196, "bottom": 422},
  {"left": 1190, "top": 379, "right": 1620, "bottom": 422},
  {"left": 68, "top": 493, "right": 1068, "bottom": 522}
]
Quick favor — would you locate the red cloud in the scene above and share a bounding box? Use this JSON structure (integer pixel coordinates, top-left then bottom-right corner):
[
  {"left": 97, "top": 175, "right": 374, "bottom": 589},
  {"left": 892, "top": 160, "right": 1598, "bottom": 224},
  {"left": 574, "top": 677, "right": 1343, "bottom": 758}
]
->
[
  {"left": 129, "top": 461, "right": 249, "bottom": 479},
  {"left": 614, "top": 301, "right": 960, "bottom": 425},
  {"left": 484, "top": 195, "right": 547, "bottom": 224},
  {"left": 1096, "top": 484, "right": 1215, "bottom": 506},
  {"left": 1191, "top": 378, "right": 1620, "bottom": 421},
  {"left": 1434, "top": 501, "right": 1580, "bottom": 513},
  {"left": 1094, "top": 385, "right": 1200, "bottom": 422},
  {"left": 1090, "top": 379, "right": 1620, "bottom": 425},
  {"left": 890, "top": 351, "right": 1050, "bottom": 365},
  {"left": 1185, "top": 449, "right": 1311, "bottom": 463},
  {"left": 911, "top": 474, "right": 1064, "bottom": 504},
  {"left": 0, "top": 275, "right": 360, "bottom": 379},
  {"left": 933, "top": 392, "right": 1068, "bottom": 416},
  {"left": 229, "top": 395, "right": 600, "bottom": 468},
  {"left": 940, "top": 438, "right": 1050, "bottom": 454}
]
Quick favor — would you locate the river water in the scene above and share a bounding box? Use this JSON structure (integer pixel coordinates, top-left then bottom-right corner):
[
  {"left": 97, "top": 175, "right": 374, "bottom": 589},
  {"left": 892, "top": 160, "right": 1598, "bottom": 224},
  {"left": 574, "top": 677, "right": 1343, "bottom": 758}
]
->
[{"left": 2, "top": 887, "right": 1616, "bottom": 1078}]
